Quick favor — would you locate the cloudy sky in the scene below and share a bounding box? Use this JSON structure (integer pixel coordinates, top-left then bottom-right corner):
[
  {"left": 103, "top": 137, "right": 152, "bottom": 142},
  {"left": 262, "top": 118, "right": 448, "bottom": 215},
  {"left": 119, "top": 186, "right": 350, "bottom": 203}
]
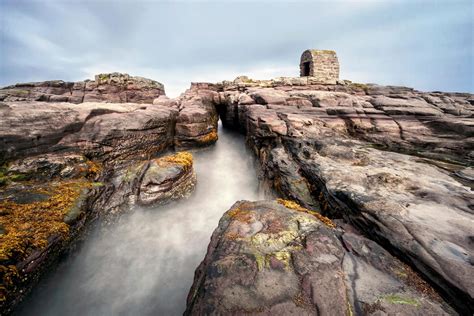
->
[{"left": 0, "top": 0, "right": 472, "bottom": 97}]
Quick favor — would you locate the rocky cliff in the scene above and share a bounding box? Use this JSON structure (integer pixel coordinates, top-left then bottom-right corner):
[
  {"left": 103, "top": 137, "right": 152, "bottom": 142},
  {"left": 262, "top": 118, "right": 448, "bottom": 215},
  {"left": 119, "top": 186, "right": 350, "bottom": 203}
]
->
[
  {"left": 181, "top": 77, "right": 473, "bottom": 314},
  {"left": 0, "top": 74, "right": 204, "bottom": 313}
]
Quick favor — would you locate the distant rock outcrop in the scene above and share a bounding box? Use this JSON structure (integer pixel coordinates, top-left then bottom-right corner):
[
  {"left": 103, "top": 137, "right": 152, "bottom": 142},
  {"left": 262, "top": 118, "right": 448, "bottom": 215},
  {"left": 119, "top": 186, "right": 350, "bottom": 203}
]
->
[{"left": 0, "top": 73, "right": 165, "bottom": 104}]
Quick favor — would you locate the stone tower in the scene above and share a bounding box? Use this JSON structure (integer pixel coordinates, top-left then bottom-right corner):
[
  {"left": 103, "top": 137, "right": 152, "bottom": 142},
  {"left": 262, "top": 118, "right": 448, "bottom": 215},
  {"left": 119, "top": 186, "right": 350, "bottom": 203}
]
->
[{"left": 300, "top": 49, "right": 339, "bottom": 83}]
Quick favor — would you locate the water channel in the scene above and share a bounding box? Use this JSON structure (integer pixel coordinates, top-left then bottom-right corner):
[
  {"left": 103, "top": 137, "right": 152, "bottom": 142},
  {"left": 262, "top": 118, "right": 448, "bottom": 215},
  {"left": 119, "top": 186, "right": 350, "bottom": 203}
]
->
[{"left": 17, "top": 122, "right": 262, "bottom": 316}]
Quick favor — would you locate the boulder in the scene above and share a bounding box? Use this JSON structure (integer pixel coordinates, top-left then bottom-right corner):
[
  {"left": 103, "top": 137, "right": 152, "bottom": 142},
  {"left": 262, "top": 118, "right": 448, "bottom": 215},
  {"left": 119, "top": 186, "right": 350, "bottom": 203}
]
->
[
  {"left": 138, "top": 152, "right": 197, "bottom": 205},
  {"left": 186, "top": 200, "right": 454, "bottom": 315}
]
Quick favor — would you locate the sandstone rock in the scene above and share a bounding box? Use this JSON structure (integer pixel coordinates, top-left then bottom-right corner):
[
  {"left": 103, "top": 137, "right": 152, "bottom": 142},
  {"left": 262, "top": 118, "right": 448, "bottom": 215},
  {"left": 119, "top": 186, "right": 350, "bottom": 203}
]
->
[
  {"left": 7, "top": 153, "right": 98, "bottom": 180},
  {"left": 0, "top": 167, "right": 98, "bottom": 313},
  {"left": 94, "top": 151, "right": 197, "bottom": 221},
  {"left": 249, "top": 88, "right": 289, "bottom": 105},
  {"left": 138, "top": 152, "right": 196, "bottom": 206},
  {"left": 0, "top": 73, "right": 165, "bottom": 104},
  {"left": 186, "top": 200, "right": 454, "bottom": 315},
  {"left": 191, "top": 78, "right": 473, "bottom": 313},
  {"left": 0, "top": 150, "right": 198, "bottom": 312},
  {"left": 174, "top": 87, "right": 219, "bottom": 148},
  {"left": 0, "top": 101, "right": 178, "bottom": 164}
]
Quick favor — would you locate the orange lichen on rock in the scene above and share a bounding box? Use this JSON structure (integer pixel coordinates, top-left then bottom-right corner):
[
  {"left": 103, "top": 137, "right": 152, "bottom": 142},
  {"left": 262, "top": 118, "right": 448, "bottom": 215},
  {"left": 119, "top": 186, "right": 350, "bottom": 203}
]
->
[
  {"left": 156, "top": 152, "right": 194, "bottom": 170},
  {"left": 227, "top": 207, "right": 253, "bottom": 223},
  {"left": 196, "top": 129, "right": 218, "bottom": 145},
  {"left": 85, "top": 160, "right": 102, "bottom": 178},
  {"left": 0, "top": 180, "right": 90, "bottom": 263},
  {"left": 277, "top": 198, "right": 335, "bottom": 228}
]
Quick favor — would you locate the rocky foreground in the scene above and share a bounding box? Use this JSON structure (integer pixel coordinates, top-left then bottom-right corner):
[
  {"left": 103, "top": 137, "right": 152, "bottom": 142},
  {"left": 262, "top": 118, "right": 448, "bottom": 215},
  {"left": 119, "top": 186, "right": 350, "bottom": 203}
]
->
[
  {"left": 186, "top": 200, "right": 454, "bottom": 315},
  {"left": 1, "top": 73, "right": 473, "bottom": 315}
]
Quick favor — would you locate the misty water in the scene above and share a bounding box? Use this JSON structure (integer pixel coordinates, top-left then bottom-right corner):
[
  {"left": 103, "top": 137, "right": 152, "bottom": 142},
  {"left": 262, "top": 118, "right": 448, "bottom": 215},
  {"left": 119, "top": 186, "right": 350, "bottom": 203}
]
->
[{"left": 17, "top": 122, "right": 262, "bottom": 316}]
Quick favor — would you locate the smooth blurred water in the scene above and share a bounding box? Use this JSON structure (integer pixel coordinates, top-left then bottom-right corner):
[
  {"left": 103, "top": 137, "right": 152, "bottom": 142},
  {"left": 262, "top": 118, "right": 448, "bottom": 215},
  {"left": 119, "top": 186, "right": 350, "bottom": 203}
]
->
[{"left": 16, "top": 122, "right": 262, "bottom": 316}]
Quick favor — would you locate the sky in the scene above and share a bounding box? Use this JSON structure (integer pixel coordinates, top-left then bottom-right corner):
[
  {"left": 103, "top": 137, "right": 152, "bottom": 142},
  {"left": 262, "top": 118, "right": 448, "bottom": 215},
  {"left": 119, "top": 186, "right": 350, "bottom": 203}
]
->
[{"left": 0, "top": 0, "right": 472, "bottom": 97}]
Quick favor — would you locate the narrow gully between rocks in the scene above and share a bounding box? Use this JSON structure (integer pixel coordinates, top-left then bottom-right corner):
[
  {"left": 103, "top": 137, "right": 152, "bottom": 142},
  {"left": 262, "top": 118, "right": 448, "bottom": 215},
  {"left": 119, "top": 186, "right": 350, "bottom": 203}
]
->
[{"left": 15, "top": 121, "right": 263, "bottom": 316}]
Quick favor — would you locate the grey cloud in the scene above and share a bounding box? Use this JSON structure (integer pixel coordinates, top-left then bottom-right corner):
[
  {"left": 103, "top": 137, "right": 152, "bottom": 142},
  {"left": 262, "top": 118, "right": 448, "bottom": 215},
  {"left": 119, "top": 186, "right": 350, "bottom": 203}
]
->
[{"left": 1, "top": 0, "right": 472, "bottom": 96}]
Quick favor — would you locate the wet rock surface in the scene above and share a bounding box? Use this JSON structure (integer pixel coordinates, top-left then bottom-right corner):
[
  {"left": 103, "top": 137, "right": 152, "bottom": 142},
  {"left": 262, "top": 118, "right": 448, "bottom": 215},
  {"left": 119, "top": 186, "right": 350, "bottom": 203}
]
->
[
  {"left": 0, "top": 161, "right": 99, "bottom": 312},
  {"left": 186, "top": 200, "right": 454, "bottom": 315},
  {"left": 0, "top": 150, "right": 197, "bottom": 313},
  {"left": 138, "top": 152, "right": 197, "bottom": 206},
  {"left": 98, "top": 152, "right": 197, "bottom": 221}
]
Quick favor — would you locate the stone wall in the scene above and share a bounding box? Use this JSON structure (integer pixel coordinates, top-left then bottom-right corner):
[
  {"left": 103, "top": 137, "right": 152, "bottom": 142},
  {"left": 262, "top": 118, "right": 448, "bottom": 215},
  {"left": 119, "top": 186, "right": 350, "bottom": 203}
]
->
[{"left": 300, "top": 49, "right": 339, "bottom": 84}]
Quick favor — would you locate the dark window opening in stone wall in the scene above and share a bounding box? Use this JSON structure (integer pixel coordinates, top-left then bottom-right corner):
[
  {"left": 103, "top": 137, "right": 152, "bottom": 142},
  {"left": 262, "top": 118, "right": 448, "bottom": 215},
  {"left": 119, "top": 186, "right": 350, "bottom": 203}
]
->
[{"left": 303, "top": 62, "right": 311, "bottom": 76}]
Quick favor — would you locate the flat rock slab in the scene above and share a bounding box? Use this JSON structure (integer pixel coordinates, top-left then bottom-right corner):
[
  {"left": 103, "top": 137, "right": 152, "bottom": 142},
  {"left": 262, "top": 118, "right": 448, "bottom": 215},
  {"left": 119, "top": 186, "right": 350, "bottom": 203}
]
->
[{"left": 0, "top": 101, "right": 178, "bottom": 163}]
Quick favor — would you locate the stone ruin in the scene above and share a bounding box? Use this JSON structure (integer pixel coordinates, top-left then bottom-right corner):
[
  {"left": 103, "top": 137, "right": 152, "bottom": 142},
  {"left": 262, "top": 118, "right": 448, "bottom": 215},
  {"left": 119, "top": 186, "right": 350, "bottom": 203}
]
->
[{"left": 300, "top": 49, "right": 339, "bottom": 83}]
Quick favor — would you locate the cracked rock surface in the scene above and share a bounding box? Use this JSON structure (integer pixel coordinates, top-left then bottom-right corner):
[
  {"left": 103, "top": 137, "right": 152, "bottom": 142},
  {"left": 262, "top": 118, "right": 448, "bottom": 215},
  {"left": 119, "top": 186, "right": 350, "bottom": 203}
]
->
[
  {"left": 184, "top": 78, "right": 474, "bottom": 314},
  {"left": 185, "top": 200, "right": 455, "bottom": 315}
]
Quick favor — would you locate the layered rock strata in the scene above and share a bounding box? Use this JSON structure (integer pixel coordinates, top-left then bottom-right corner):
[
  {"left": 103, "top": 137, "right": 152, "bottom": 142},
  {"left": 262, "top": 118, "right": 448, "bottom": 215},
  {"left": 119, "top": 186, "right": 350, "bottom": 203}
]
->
[
  {"left": 0, "top": 92, "right": 199, "bottom": 313},
  {"left": 0, "top": 101, "right": 178, "bottom": 164},
  {"left": 173, "top": 83, "right": 220, "bottom": 148},
  {"left": 184, "top": 77, "right": 473, "bottom": 314},
  {"left": 0, "top": 73, "right": 165, "bottom": 104},
  {"left": 2, "top": 72, "right": 473, "bottom": 315}
]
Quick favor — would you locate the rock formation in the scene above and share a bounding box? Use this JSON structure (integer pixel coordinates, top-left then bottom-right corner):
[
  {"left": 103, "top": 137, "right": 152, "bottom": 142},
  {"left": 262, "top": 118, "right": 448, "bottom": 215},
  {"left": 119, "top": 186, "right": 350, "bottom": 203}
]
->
[
  {"left": 0, "top": 73, "right": 165, "bottom": 104},
  {"left": 0, "top": 101, "right": 178, "bottom": 164},
  {"left": 180, "top": 76, "right": 473, "bottom": 314},
  {"left": 0, "top": 78, "right": 198, "bottom": 312},
  {"left": 1, "top": 66, "right": 473, "bottom": 315},
  {"left": 186, "top": 200, "right": 455, "bottom": 315}
]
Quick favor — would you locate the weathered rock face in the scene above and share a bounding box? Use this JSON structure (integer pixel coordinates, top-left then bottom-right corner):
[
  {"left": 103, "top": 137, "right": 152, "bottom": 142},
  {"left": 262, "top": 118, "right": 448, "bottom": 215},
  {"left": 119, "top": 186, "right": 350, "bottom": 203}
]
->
[
  {"left": 0, "top": 150, "right": 197, "bottom": 313},
  {"left": 173, "top": 83, "right": 220, "bottom": 148},
  {"left": 0, "top": 101, "right": 178, "bottom": 164},
  {"left": 186, "top": 200, "right": 454, "bottom": 315},
  {"left": 0, "top": 73, "right": 165, "bottom": 104},
  {"left": 189, "top": 78, "right": 473, "bottom": 314},
  {"left": 2, "top": 70, "right": 473, "bottom": 315},
  {"left": 0, "top": 81, "right": 201, "bottom": 313},
  {"left": 0, "top": 157, "right": 100, "bottom": 312},
  {"left": 98, "top": 152, "right": 197, "bottom": 221},
  {"left": 138, "top": 152, "right": 196, "bottom": 206}
]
